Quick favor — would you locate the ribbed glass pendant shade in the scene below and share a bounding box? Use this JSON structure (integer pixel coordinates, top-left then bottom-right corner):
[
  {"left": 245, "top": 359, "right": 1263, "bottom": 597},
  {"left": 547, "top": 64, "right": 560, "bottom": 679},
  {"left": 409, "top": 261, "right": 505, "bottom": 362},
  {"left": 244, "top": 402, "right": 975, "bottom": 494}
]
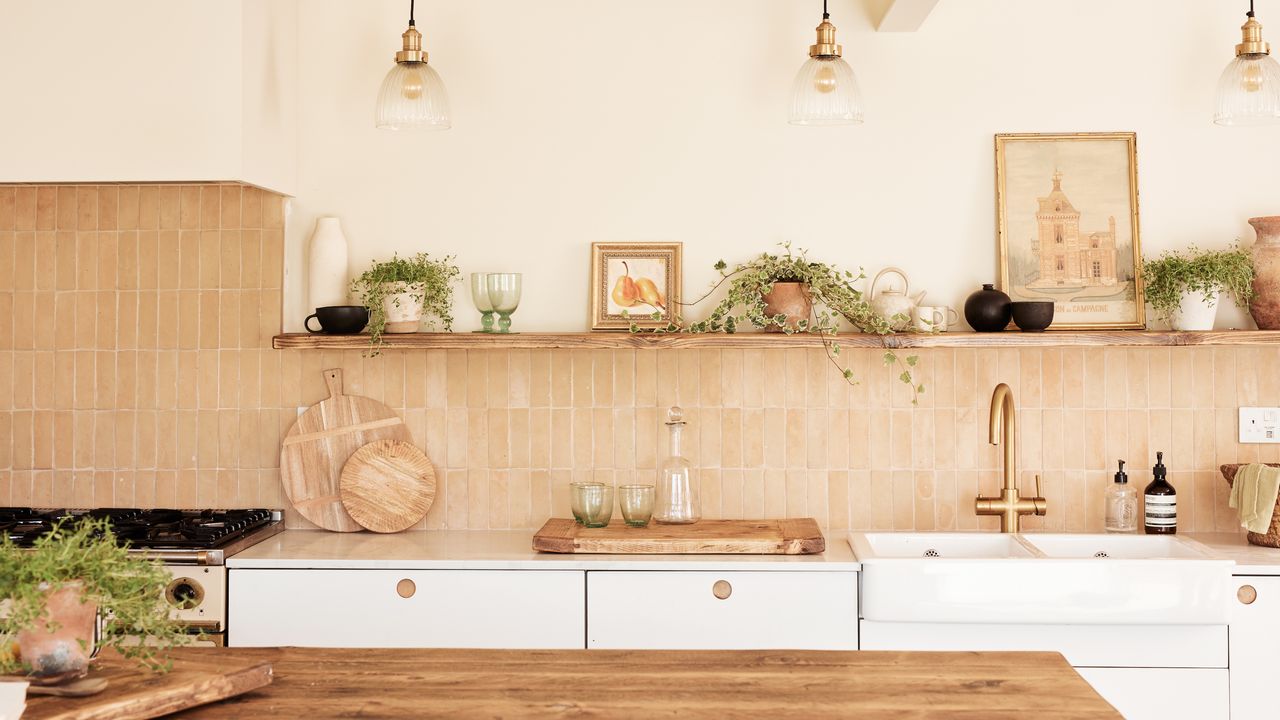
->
[
  {"left": 789, "top": 56, "right": 863, "bottom": 126},
  {"left": 1214, "top": 53, "right": 1280, "bottom": 125},
  {"left": 376, "top": 62, "right": 451, "bottom": 130}
]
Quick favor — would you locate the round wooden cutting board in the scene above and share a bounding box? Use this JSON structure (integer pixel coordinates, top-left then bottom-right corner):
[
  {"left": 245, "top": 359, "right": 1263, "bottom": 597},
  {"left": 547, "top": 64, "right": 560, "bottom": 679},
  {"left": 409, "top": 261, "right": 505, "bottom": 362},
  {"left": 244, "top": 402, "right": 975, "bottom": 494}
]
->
[
  {"left": 339, "top": 440, "right": 437, "bottom": 533},
  {"left": 279, "top": 369, "right": 411, "bottom": 532}
]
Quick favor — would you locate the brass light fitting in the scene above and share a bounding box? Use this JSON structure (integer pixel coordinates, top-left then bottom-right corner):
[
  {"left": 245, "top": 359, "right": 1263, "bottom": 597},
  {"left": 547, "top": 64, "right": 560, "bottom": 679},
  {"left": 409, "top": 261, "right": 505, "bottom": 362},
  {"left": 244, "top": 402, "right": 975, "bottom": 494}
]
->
[
  {"left": 396, "top": 24, "right": 428, "bottom": 65},
  {"left": 809, "top": 15, "right": 843, "bottom": 59},
  {"left": 1236, "top": 9, "right": 1271, "bottom": 57},
  {"left": 395, "top": 0, "right": 428, "bottom": 65}
]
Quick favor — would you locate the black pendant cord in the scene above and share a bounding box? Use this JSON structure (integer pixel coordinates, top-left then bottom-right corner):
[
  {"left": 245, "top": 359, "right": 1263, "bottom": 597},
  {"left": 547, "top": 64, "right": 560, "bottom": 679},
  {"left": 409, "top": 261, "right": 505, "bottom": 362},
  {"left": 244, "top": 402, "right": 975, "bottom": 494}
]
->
[
  {"left": 409, "top": 0, "right": 416, "bottom": 27},
  {"left": 823, "top": 0, "right": 830, "bottom": 20},
  {"left": 1249, "top": 0, "right": 1255, "bottom": 18}
]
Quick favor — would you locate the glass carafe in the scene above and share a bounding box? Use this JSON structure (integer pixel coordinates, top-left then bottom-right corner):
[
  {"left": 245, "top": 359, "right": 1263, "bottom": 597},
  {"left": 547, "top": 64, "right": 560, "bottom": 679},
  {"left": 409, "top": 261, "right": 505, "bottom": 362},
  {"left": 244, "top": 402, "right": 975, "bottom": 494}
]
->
[{"left": 655, "top": 406, "right": 699, "bottom": 524}]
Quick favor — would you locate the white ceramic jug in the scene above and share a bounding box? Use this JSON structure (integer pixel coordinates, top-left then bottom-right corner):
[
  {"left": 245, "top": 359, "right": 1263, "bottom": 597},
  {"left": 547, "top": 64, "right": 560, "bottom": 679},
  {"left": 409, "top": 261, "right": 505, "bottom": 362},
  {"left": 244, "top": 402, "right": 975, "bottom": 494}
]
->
[
  {"left": 869, "top": 267, "right": 926, "bottom": 331},
  {"left": 308, "top": 216, "right": 349, "bottom": 309}
]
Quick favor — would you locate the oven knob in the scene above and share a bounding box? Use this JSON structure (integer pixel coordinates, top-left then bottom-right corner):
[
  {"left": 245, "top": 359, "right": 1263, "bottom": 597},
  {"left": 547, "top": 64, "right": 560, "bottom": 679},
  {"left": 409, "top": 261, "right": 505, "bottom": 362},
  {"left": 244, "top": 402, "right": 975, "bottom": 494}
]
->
[{"left": 165, "top": 577, "right": 205, "bottom": 610}]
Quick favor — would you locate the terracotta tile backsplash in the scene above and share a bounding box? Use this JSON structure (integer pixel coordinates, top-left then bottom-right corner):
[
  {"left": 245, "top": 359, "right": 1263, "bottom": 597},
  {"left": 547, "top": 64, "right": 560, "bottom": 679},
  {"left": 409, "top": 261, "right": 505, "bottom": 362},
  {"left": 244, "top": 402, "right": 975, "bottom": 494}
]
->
[{"left": 0, "top": 183, "right": 1274, "bottom": 533}]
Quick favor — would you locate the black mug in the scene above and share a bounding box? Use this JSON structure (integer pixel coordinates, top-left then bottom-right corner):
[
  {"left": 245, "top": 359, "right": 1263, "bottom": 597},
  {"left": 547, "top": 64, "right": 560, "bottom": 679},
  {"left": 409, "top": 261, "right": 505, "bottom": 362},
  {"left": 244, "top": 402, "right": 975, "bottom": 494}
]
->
[{"left": 305, "top": 305, "right": 369, "bottom": 335}]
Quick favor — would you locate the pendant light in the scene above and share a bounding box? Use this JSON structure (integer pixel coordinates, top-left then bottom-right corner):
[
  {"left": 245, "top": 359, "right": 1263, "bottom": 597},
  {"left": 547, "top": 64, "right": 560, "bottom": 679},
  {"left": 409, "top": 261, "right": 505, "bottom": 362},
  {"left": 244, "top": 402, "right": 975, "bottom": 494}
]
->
[
  {"left": 1214, "top": 0, "right": 1280, "bottom": 125},
  {"left": 789, "top": 0, "right": 864, "bottom": 126},
  {"left": 375, "top": 0, "right": 451, "bottom": 130}
]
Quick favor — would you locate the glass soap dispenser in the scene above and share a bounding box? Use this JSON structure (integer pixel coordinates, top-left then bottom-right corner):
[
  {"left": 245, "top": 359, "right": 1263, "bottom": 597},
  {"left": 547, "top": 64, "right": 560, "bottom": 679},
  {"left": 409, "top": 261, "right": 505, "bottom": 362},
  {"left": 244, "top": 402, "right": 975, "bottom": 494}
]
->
[
  {"left": 655, "top": 406, "right": 700, "bottom": 524},
  {"left": 1105, "top": 460, "right": 1138, "bottom": 533}
]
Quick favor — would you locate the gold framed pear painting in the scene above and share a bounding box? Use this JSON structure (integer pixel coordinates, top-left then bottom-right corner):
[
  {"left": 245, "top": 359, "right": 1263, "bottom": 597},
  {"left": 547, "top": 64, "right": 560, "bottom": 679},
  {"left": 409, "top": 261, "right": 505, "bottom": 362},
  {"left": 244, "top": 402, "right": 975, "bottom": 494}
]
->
[
  {"left": 995, "top": 132, "right": 1145, "bottom": 330},
  {"left": 591, "top": 242, "right": 682, "bottom": 331}
]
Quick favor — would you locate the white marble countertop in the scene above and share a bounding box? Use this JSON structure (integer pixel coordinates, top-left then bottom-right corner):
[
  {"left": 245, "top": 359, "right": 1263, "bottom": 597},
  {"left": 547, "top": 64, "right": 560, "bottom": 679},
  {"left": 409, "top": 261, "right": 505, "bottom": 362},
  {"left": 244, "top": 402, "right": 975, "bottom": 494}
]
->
[
  {"left": 1186, "top": 532, "right": 1280, "bottom": 575},
  {"left": 227, "top": 529, "right": 861, "bottom": 571}
]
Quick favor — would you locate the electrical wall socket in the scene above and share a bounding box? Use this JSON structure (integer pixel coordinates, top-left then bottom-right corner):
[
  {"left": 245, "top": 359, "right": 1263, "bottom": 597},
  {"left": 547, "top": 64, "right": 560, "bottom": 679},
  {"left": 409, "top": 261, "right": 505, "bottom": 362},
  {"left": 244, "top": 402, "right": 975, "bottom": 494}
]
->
[{"left": 1239, "top": 407, "right": 1280, "bottom": 443}]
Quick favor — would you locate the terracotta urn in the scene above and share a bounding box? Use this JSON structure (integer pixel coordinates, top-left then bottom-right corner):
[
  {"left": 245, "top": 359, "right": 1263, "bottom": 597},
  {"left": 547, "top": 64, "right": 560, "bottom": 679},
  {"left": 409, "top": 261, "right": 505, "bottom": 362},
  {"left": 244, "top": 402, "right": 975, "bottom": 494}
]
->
[
  {"left": 1248, "top": 216, "right": 1280, "bottom": 329},
  {"left": 16, "top": 581, "right": 98, "bottom": 682},
  {"left": 761, "top": 282, "right": 813, "bottom": 332}
]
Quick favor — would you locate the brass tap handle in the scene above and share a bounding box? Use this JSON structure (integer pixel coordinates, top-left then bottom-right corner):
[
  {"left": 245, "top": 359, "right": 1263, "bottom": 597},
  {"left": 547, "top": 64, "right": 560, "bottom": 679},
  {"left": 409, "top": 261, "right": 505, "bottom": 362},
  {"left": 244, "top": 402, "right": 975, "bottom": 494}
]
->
[{"left": 1033, "top": 474, "right": 1048, "bottom": 516}]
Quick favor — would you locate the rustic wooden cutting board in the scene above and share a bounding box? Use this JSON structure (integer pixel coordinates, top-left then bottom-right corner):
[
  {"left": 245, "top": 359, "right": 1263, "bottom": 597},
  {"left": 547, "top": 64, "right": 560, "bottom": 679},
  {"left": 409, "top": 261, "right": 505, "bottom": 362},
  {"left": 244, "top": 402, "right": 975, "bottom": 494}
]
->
[
  {"left": 340, "top": 439, "right": 437, "bottom": 533},
  {"left": 280, "top": 369, "right": 411, "bottom": 532},
  {"left": 533, "top": 518, "right": 825, "bottom": 554},
  {"left": 21, "top": 649, "right": 272, "bottom": 720}
]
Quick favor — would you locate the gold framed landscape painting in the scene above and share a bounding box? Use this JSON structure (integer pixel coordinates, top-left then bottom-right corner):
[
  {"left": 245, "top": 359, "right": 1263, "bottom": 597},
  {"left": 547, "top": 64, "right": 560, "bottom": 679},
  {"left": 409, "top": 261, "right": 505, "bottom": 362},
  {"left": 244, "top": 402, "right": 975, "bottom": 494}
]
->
[
  {"left": 995, "top": 132, "right": 1144, "bottom": 330},
  {"left": 591, "top": 242, "right": 682, "bottom": 331}
]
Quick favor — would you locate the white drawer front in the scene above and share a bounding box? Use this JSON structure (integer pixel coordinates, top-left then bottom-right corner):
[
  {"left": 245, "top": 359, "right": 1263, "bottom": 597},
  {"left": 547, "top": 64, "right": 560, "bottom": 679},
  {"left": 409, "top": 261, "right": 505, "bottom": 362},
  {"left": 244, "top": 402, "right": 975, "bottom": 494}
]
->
[
  {"left": 859, "top": 620, "right": 1227, "bottom": 668},
  {"left": 229, "top": 569, "right": 584, "bottom": 648},
  {"left": 587, "top": 571, "right": 858, "bottom": 650},
  {"left": 1075, "top": 668, "right": 1228, "bottom": 720}
]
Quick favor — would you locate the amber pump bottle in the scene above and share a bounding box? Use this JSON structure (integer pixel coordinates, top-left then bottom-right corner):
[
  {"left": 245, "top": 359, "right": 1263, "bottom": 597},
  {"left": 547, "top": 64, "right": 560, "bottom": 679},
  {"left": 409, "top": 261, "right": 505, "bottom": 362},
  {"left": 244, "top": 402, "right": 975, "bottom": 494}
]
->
[{"left": 1143, "top": 451, "right": 1176, "bottom": 534}]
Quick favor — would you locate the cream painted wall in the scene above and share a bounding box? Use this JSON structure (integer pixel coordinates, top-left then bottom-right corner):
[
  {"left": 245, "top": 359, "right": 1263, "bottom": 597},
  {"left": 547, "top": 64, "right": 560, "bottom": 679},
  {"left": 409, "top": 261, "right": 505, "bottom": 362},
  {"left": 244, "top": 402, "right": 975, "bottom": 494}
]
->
[
  {"left": 0, "top": 0, "right": 297, "bottom": 194},
  {"left": 285, "top": 0, "right": 1280, "bottom": 332}
]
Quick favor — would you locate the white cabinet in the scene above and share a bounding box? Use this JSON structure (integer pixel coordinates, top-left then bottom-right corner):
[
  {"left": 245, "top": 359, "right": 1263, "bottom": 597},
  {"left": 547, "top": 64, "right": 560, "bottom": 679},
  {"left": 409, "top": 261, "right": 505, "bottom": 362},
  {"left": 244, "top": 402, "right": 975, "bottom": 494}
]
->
[
  {"left": 1229, "top": 576, "right": 1280, "bottom": 718},
  {"left": 228, "top": 570, "right": 584, "bottom": 648},
  {"left": 1075, "top": 668, "right": 1229, "bottom": 720},
  {"left": 587, "top": 571, "right": 858, "bottom": 650}
]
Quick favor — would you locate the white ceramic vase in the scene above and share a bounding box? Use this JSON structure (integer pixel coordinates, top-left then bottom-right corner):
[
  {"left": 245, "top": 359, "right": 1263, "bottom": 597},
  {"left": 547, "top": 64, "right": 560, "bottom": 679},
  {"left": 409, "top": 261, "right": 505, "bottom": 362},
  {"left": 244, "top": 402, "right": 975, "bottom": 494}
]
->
[
  {"left": 382, "top": 283, "right": 424, "bottom": 333},
  {"left": 308, "top": 217, "right": 349, "bottom": 309},
  {"left": 1171, "top": 290, "right": 1219, "bottom": 331}
]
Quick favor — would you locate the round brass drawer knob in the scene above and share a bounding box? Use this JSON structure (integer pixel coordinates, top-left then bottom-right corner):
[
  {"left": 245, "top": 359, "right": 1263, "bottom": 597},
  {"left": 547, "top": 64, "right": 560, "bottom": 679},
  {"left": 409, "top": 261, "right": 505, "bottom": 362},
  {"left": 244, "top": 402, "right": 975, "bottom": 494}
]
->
[
  {"left": 712, "top": 580, "right": 732, "bottom": 600},
  {"left": 396, "top": 578, "right": 416, "bottom": 598},
  {"left": 1238, "top": 584, "right": 1258, "bottom": 605}
]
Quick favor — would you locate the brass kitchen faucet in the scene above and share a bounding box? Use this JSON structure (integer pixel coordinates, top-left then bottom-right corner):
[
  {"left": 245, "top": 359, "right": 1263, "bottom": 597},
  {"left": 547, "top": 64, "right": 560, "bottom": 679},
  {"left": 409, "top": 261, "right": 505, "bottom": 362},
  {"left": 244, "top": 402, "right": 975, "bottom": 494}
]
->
[{"left": 974, "top": 383, "right": 1047, "bottom": 532}]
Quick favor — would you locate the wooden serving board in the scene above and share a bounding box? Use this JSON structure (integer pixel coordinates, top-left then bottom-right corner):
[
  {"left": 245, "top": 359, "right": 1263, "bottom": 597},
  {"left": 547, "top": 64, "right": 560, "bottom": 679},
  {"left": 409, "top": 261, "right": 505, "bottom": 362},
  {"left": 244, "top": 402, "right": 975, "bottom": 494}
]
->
[
  {"left": 280, "top": 369, "right": 411, "bottom": 532},
  {"left": 533, "top": 518, "right": 825, "bottom": 554},
  {"left": 340, "top": 439, "right": 437, "bottom": 533},
  {"left": 21, "top": 649, "right": 272, "bottom": 720}
]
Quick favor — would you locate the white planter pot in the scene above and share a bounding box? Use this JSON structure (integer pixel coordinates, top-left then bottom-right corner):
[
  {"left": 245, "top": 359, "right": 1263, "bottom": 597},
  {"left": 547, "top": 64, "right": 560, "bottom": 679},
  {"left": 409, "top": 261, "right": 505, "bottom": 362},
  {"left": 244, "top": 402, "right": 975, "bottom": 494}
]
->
[
  {"left": 1171, "top": 290, "right": 1219, "bottom": 331},
  {"left": 308, "top": 217, "right": 349, "bottom": 309},
  {"left": 382, "top": 283, "right": 424, "bottom": 333}
]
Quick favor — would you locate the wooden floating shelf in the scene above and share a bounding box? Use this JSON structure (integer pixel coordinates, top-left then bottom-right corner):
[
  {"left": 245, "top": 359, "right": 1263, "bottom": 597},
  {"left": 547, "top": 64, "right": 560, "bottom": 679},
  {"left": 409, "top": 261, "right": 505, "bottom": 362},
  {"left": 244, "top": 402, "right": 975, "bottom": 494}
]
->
[{"left": 273, "top": 330, "right": 1280, "bottom": 351}]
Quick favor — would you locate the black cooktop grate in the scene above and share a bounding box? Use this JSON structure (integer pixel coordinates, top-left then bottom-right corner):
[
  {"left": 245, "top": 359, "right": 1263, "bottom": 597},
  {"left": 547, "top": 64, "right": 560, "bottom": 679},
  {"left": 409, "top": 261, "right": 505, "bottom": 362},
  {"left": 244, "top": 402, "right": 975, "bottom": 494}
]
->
[{"left": 0, "top": 508, "right": 276, "bottom": 550}]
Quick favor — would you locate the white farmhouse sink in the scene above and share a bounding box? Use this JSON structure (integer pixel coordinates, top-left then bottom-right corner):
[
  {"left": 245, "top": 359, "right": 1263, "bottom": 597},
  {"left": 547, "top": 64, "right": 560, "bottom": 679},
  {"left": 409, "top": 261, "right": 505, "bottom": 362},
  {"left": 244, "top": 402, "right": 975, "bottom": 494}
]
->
[{"left": 848, "top": 532, "right": 1233, "bottom": 626}]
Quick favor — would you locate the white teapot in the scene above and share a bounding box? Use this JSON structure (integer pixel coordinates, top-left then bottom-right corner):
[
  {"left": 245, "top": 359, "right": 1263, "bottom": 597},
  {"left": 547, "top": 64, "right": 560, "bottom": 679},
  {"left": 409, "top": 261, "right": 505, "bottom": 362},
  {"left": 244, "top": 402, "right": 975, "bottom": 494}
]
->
[{"left": 869, "top": 267, "right": 925, "bottom": 331}]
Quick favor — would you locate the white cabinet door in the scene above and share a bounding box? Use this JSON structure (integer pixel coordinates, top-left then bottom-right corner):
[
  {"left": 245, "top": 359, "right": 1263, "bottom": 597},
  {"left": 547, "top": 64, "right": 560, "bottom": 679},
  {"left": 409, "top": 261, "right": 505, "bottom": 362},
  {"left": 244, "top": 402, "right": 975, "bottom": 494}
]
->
[
  {"left": 587, "top": 571, "right": 857, "bottom": 650},
  {"left": 1229, "top": 576, "right": 1280, "bottom": 719},
  {"left": 229, "top": 570, "right": 584, "bottom": 648},
  {"left": 1076, "top": 668, "right": 1228, "bottom": 720}
]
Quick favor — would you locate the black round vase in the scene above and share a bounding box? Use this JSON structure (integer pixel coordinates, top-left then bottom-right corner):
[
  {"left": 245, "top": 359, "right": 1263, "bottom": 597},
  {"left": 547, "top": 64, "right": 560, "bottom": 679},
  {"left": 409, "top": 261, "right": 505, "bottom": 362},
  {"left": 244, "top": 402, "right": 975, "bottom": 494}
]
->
[{"left": 964, "top": 284, "right": 1012, "bottom": 332}]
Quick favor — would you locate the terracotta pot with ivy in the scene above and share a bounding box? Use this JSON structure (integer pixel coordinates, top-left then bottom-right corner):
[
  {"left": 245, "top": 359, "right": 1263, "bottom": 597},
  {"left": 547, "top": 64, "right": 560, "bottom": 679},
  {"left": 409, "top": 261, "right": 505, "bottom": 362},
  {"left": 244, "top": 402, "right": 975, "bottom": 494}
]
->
[
  {"left": 629, "top": 243, "right": 923, "bottom": 402},
  {"left": 0, "top": 518, "right": 192, "bottom": 682},
  {"left": 350, "top": 252, "right": 460, "bottom": 349},
  {"left": 1143, "top": 245, "right": 1254, "bottom": 331}
]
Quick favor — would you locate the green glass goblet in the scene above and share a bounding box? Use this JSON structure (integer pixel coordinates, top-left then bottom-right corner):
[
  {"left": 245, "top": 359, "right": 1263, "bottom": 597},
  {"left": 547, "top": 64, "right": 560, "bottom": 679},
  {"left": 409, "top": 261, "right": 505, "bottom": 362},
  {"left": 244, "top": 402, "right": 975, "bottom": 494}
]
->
[
  {"left": 485, "top": 273, "right": 522, "bottom": 334},
  {"left": 470, "top": 273, "right": 495, "bottom": 333}
]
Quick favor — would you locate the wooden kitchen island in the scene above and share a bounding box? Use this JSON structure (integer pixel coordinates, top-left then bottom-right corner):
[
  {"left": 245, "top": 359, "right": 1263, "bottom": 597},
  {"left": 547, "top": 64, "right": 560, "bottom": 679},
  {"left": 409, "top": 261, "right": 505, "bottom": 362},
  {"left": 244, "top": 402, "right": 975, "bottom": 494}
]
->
[{"left": 28, "top": 646, "right": 1121, "bottom": 719}]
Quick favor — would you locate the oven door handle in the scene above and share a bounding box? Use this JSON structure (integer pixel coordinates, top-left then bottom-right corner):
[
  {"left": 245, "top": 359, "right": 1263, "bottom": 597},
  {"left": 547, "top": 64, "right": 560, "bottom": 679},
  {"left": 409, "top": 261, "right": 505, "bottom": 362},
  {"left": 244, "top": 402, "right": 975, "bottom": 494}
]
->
[{"left": 137, "top": 549, "right": 213, "bottom": 564}]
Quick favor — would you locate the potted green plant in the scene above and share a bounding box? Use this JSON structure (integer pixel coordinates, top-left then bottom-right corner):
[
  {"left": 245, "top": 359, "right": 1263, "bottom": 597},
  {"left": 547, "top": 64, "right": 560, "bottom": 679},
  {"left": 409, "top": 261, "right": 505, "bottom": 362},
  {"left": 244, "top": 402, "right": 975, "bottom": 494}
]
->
[
  {"left": 629, "top": 243, "right": 922, "bottom": 401},
  {"left": 350, "top": 252, "right": 460, "bottom": 349},
  {"left": 1143, "top": 245, "right": 1254, "bottom": 331},
  {"left": 0, "top": 517, "right": 191, "bottom": 681}
]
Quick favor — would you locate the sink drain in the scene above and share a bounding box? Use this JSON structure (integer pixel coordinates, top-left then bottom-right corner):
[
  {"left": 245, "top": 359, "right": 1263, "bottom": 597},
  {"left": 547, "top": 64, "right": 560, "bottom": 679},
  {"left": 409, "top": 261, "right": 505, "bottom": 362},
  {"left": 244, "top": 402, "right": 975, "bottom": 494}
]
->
[
  {"left": 923, "top": 549, "right": 941, "bottom": 557},
  {"left": 1093, "top": 551, "right": 1109, "bottom": 558}
]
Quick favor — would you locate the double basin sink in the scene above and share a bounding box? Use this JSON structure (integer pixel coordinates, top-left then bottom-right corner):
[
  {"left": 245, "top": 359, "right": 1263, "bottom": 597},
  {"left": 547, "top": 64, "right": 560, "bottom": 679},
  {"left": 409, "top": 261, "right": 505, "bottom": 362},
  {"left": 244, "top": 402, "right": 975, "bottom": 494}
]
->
[{"left": 848, "top": 532, "right": 1234, "bottom": 625}]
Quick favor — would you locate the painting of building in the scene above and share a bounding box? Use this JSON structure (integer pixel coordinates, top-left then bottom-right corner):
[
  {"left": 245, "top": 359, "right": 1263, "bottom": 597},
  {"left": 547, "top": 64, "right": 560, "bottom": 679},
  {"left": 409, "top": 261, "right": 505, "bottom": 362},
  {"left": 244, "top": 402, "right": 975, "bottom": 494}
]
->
[{"left": 1028, "top": 170, "right": 1119, "bottom": 289}]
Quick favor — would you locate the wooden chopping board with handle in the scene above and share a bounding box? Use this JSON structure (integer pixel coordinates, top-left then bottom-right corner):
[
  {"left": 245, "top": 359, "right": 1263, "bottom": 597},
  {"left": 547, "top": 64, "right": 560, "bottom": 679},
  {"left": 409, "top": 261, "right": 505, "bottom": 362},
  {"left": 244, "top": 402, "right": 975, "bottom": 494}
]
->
[
  {"left": 280, "top": 369, "right": 411, "bottom": 532},
  {"left": 21, "top": 648, "right": 272, "bottom": 720},
  {"left": 340, "top": 440, "right": 437, "bottom": 533},
  {"left": 532, "top": 518, "right": 825, "bottom": 554}
]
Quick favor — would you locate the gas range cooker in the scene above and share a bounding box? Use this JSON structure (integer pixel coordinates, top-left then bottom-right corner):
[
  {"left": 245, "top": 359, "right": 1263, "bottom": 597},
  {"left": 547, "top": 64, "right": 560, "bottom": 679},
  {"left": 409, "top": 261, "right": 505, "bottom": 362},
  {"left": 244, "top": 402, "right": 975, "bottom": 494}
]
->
[
  {"left": 1, "top": 507, "right": 284, "bottom": 639},
  {"left": 0, "top": 507, "right": 283, "bottom": 565}
]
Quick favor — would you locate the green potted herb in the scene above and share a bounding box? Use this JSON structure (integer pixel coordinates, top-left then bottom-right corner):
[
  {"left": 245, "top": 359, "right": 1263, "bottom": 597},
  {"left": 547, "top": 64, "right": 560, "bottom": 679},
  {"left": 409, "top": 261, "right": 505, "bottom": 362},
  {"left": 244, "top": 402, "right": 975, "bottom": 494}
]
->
[
  {"left": 350, "top": 252, "right": 460, "bottom": 349},
  {"left": 1143, "top": 245, "right": 1254, "bottom": 331},
  {"left": 629, "top": 243, "right": 922, "bottom": 401},
  {"left": 0, "top": 518, "right": 191, "bottom": 680}
]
